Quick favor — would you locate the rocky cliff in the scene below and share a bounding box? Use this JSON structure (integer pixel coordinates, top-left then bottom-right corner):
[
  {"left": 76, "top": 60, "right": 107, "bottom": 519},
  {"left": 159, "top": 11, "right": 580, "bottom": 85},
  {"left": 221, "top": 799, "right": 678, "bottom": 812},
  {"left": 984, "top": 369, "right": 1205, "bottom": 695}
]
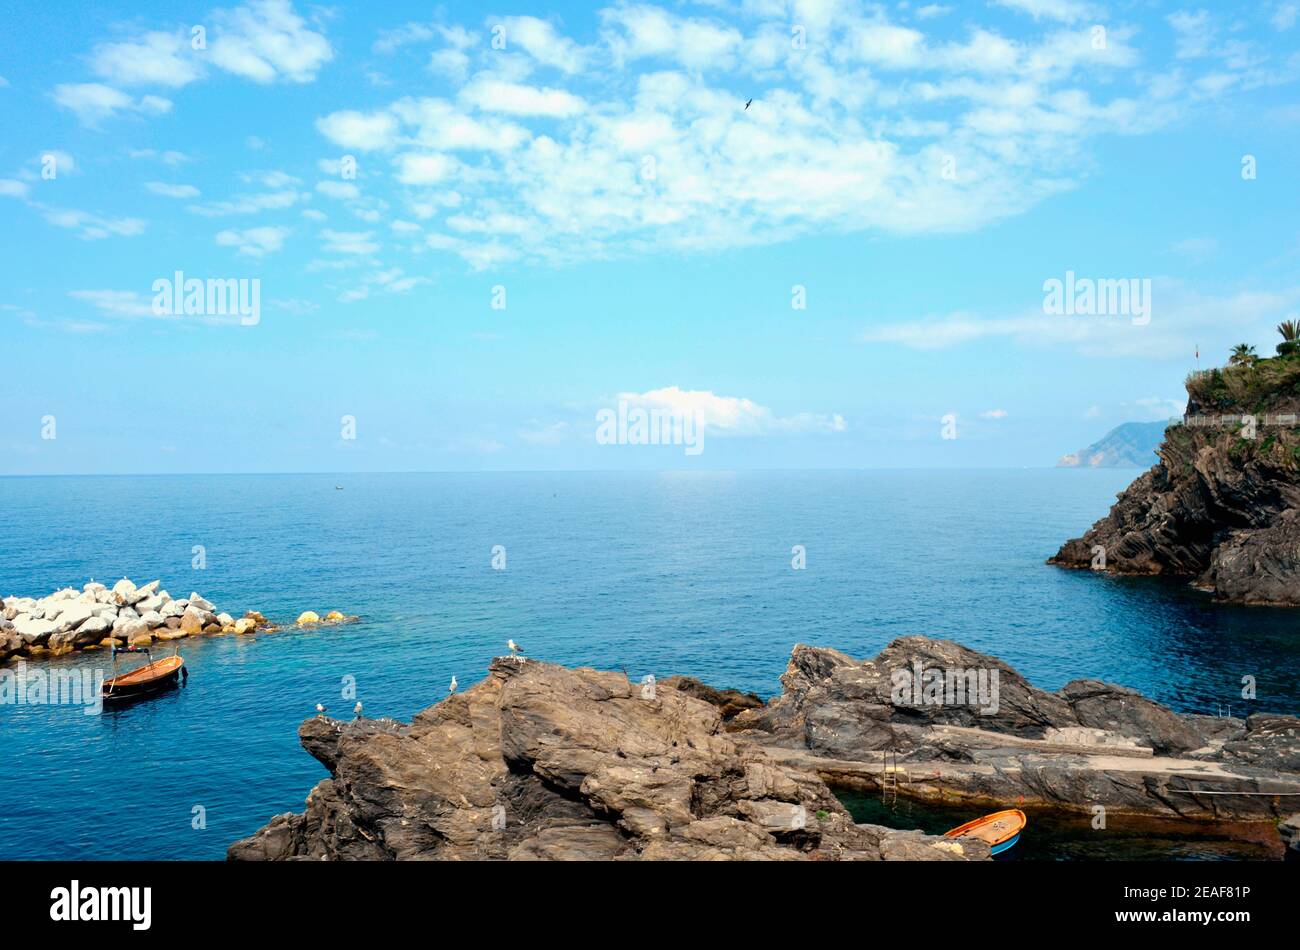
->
[
  {"left": 733, "top": 637, "right": 1300, "bottom": 823},
  {"left": 228, "top": 652, "right": 986, "bottom": 861},
  {"left": 1049, "top": 360, "right": 1300, "bottom": 604},
  {"left": 229, "top": 638, "right": 1300, "bottom": 861}
]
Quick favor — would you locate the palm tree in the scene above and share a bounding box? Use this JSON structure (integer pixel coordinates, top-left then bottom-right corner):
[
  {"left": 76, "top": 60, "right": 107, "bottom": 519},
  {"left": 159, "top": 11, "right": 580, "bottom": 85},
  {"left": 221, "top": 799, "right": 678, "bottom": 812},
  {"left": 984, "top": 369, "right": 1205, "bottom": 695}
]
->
[
  {"left": 1229, "top": 343, "right": 1257, "bottom": 366},
  {"left": 1278, "top": 320, "right": 1300, "bottom": 356}
]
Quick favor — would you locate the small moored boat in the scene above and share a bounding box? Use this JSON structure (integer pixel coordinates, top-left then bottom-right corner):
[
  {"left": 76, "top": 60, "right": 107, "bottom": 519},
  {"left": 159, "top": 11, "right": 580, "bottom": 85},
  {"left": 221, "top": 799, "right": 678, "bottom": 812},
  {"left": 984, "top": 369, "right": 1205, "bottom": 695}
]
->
[
  {"left": 102, "top": 644, "right": 187, "bottom": 701},
  {"left": 944, "top": 808, "right": 1026, "bottom": 855}
]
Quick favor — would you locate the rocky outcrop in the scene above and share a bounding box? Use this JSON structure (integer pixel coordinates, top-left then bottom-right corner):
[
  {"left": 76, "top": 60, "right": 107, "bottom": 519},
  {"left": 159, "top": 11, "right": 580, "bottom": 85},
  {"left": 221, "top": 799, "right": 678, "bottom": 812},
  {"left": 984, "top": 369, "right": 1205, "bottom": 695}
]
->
[
  {"left": 1, "top": 579, "right": 273, "bottom": 663},
  {"left": 659, "top": 676, "right": 764, "bottom": 719},
  {"left": 1279, "top": 814, "right": 1300, "bottom": 860},
  {"left": 732, "top": 638, "right": 1300, "bottom": 825},
  {"left": 228, "top": 656, "right": 988, "bottom": 862},
  {"left": 229, "top": 636, "right": 1300, "bottom": 861},
  {"left": 1049, "top": 368, "right": 1300, "bottom": 603}
]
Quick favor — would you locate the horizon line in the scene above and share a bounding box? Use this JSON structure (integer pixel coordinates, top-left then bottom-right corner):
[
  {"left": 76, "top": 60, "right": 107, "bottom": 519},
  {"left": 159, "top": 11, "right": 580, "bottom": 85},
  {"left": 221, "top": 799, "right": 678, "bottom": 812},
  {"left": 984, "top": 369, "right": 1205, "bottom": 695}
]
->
[{"left": 0, "top": 465, "right": 1144, "bottom": 478}]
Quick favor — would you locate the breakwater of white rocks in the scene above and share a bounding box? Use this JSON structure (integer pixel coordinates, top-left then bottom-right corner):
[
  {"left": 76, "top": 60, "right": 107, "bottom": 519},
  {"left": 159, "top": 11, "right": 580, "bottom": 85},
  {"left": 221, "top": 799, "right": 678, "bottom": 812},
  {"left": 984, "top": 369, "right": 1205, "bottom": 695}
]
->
[{"left": 2, "top": 578, "right": 354, "bottom": 663}]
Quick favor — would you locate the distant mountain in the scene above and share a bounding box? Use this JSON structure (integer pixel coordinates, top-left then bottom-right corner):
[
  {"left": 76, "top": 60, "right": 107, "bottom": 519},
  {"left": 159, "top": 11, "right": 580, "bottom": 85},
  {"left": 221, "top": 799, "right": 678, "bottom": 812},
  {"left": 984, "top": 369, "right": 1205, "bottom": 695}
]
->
[{"left": 1057, "top": 420, "right": 1169, "bottom": 468}]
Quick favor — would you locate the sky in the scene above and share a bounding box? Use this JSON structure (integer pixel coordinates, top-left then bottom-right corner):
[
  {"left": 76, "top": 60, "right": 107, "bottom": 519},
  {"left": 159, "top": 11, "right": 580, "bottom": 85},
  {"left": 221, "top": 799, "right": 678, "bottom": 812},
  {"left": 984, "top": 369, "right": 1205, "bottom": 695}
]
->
[{"left": 1, "top": 0, "right": 1299, "bottom": 474}]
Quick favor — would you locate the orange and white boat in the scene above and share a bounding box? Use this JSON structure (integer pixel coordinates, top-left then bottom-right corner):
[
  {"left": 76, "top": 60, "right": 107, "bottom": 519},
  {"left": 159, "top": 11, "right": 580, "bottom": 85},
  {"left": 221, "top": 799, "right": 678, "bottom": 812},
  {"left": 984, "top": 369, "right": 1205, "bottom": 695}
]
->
[
  {"left": 102, "top": 645, "right": 187, "bottom": 701},
  {"left": 944, "top": 808, "right": 1026, "bottom": 855}
]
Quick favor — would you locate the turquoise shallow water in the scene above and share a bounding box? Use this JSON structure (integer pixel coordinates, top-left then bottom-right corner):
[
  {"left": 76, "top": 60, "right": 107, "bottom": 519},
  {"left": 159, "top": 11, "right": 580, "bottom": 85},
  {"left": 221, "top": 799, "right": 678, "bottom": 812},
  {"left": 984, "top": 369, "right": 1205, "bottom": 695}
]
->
[{"left": 1, "top": 470, "right": 1298, "bottom": 859}]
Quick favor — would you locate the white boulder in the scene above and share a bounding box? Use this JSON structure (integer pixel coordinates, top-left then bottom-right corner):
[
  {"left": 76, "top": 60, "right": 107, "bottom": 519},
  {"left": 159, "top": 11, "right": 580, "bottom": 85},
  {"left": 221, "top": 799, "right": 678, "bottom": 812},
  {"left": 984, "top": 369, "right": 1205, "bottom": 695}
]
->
[
  {"left": 71, "top": 616, "right": 111, "bottom": 646},
  {"left": 14, "top": 615, "right": 57, "bottom": 645},
  {"left": 51, "top": 603, "right": 96, "bottom": 632}
]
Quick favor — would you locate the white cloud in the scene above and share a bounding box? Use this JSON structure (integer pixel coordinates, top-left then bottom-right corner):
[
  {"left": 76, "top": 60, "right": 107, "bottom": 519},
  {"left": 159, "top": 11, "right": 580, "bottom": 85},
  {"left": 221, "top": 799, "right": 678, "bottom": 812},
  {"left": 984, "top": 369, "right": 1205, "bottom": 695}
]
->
[
  {"left": 295, "top": 4, "right": 1209, "bottom": 270},
  {"left": 601, "top": 6, "right": 743, "bottom": 70},
  {"left": 37, "top": 150, "right": 77, "bottom": 176},
  {"left": 91, "top": 30, "right": 203, "bottom": 87},
  {"left": 69, "top": 289, "right": 156, "bottom": 317},
  {"left": 215, "top": 225, "right": 289, "bottom": 256},
  {"left": 394, "top": 152, "right": 459, "bottom": 184},
  {"left": 389, "top": 98, "right": 531, "bottom": 151},
  {"left": 859, "top": 283, "right": 1300, "bottom": 359},
  {"left": 1275, "top": 3, "right": 1300, "bottom": 30},
  {"left": 208, "top": 0, "right": 333, "bottom": 83},
  {"left": 315, "top": 110, "right": 399, "bottom": 151},
  {"left": 1168, "top": 11, "right": 1215, "bottom": 60},
  {"left": 373, "top": 22, "right": 436, "bottom": 54},
  {"left": 334, "top": 266, "right": 428, "bottom": 302},
  {"left": 499, "top": 16, "right": 587, "bottom": 73},
  {"left": 993, "top": 0, "right": 1097, "bottom": 23},
  {"left": 128, "top": 148, "right": 190, "bottom": 165},
  {"left": 460, "top": 79, "right": 586, "bottom": 117},
  {"left": 316, "top": 180, "right": 360, "bottom": 199},
  {"left": 0, "top": 179, "right": 29, "bottom": 199},
  {"left": 980, "top": 409, "right": 1008, "bottom": 419},
  {"left": 320, "top": 229, "right": 379, "bottom": 255},
  {"left": 55, "top": 2, "right": 330, "bottom": 130},
  {"left": 52, "top": 83, "right": 172, "bottom": 125},
  {"left": 1129, "top": 396, "right": 1185, "bottom": 420},
  {"left": 145, "top": 181, "right": 200, "bottom": 198},
  {"left": 616, "top": 387, "right": 845, "bottom": 436},
  {"left": 43, "top": 207, "right": 146, "bottom": 239},
  {"left": 189, "top": 189, "right": 304, "bottom": 216}
]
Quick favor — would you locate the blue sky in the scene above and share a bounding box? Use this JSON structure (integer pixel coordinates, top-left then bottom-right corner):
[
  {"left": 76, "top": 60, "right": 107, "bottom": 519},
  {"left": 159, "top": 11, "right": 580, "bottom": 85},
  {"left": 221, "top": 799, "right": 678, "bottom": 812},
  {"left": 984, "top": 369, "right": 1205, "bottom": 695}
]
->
[{"left": 1, "top": 0, "right": 1299, "bottom": 473}]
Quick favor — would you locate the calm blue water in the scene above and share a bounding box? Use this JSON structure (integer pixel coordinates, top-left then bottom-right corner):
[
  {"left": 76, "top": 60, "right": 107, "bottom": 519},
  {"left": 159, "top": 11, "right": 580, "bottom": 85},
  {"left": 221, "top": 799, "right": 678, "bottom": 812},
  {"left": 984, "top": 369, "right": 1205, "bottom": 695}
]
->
[{"left": 2, "top": 470, "right": 1298, "bottom": 860}]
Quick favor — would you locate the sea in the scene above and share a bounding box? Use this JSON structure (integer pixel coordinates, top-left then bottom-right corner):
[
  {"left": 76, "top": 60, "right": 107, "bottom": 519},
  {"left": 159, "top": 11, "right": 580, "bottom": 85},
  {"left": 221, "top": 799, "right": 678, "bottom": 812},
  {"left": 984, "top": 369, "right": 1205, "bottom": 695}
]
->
[{"left": 2, "top": 470, "right": 1297, "bottom": 860}]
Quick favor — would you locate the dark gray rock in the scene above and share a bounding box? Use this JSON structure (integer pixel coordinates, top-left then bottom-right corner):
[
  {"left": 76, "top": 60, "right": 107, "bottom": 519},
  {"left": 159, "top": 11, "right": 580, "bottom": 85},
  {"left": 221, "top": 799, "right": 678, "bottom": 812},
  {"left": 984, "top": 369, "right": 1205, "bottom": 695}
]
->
[
  {"left": 733, "top": 637, "right": 1300, "bottom": 824},
  {"left": 229, "top": 656, "right": 985, "bottom": 863},
  {"left": 1049, "top": 386, "right": 1300, "bottom": 604},
  {"left": 658, "top": 676, "right": 764, "bottom": 719},
  {"left": 1059, "top": 680, "right": 1206, "bottom": 755}
]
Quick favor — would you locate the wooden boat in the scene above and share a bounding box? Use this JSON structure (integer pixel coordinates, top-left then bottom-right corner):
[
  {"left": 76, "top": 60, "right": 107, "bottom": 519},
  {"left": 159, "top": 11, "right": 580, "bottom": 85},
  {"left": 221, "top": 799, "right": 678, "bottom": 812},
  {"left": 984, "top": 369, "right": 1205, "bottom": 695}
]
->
[
  {"left": 944, "top": 809, "right": 1026, "bottom": 855},
  {"left": 102, "top": 647, "right": 187, "bottom": 701}
]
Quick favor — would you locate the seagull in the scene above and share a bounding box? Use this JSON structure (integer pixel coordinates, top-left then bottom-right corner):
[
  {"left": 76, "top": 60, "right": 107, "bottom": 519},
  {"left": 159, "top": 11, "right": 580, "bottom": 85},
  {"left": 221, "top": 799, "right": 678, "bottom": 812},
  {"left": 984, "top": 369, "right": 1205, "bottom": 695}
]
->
[
  {"left": 744, "top": 98, "right": 753, "bottom": 110},
  {"left": 315, "top": 703, "right": 326, "bottom": 716},
  {"left": 507, "top": 638, "right": 521, "bottom": 657},
  {"left": 449, "top": 675, "right": 458, "bottom": 695},
  {"left": 354, "top": 701, "right": 363, "bottom": 719}
]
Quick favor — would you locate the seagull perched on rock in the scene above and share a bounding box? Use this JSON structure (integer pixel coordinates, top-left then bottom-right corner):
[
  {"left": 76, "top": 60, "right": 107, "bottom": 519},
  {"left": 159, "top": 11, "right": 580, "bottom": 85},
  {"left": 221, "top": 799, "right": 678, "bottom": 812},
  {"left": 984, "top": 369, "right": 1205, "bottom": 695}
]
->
[
  {"left": 315, "top": 703, "right": 326, "bottom": 717},
  {"left": 353, "top": 701, "right": 363, "bottom": 719},
  {"left": 449, "top": 675, "right": 458, "bottom": 695},
  {"left": 507, "top": 638, "right": 522, "bottom": 658}
]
